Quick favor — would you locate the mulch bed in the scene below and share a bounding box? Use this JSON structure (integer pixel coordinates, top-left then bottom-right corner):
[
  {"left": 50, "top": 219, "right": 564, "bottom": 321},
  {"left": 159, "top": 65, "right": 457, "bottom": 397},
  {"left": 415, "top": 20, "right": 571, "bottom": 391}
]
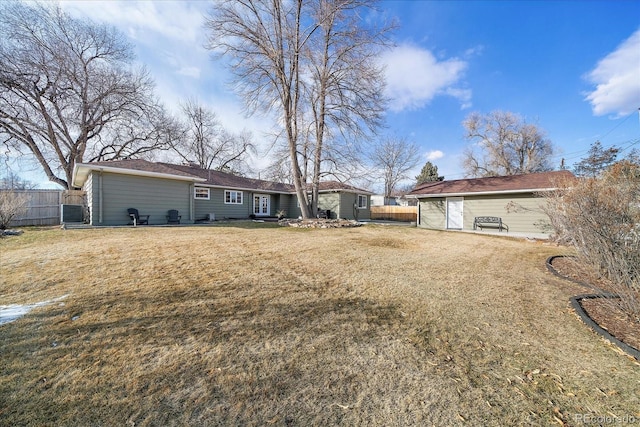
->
[{"left": 550, "top": 256, "right": 640, "bottom": 354}]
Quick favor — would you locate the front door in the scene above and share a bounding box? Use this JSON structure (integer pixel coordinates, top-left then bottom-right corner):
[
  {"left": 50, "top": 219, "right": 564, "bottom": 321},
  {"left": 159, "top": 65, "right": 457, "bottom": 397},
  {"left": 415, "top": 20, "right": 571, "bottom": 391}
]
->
[
  {"left": 253, "top": 194, "right": 270, "bottom": 216},
  {"left": 446, "top": 197, "right": 463, "bottom": 229}
]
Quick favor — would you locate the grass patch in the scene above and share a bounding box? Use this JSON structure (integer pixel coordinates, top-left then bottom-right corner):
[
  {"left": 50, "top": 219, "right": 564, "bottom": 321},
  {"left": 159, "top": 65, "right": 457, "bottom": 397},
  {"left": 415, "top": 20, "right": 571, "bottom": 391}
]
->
[{"left": 1, "top": 226, "right": 639, "bottom": 425}]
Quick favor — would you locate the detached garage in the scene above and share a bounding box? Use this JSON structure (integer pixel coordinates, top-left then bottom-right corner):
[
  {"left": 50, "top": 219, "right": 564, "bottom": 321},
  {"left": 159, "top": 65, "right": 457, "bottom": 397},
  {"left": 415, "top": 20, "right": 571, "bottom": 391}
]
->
[{"left": 408, "top": 171, "right": 575, "bottom": 236}]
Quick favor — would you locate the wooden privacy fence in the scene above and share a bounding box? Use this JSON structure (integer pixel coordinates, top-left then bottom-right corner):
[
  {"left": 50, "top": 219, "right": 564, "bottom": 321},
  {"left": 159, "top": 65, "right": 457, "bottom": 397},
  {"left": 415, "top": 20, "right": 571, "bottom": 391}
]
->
[
  {"left": 370, "top": 205, "right": 417, "bottom": 222},
  {"left": 2, "top": 189, "right": 86, "bottom": 227}
]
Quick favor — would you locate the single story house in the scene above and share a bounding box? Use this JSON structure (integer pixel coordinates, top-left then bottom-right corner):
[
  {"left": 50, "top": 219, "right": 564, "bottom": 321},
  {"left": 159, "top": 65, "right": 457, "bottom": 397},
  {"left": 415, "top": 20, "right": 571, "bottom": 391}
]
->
[
  {"left": 407, "top": 170, "right": 575, "bottom": 235},
  {"left": 71, "top": 159, "right": 372, "bottom": 226}
]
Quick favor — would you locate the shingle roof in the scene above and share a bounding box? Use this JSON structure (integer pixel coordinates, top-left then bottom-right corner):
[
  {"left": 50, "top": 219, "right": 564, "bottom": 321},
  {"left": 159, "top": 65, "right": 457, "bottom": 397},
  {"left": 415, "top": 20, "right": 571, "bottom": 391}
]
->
[
  {"left": 74, "top": 160, "right": 371, "bottom": 195},
  {"left": 87, "top": 159, "right": 201, "bottom": 179},
  {"left": 408, "top": 170, "right": 576, "bottom": 197},
  {"left": 316, "top": 181, "right": 373, "bottom": 194},
  {"left": 159, "top": 163, "right": 295, "bottom": 193},
  {"left": 72, "top": 159, "right": 205, "bottom": 187}
]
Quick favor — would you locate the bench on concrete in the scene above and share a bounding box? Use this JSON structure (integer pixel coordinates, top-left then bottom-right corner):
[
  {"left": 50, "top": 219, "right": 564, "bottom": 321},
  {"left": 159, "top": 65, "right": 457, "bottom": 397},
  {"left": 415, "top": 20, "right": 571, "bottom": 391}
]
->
[{"left": 473, "top": 216, "right": 508, "bottom": 232}]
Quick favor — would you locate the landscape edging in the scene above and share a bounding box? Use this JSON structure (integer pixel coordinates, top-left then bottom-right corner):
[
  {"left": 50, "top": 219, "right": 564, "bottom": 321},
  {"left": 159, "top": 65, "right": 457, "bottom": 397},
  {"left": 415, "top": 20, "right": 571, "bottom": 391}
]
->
[
  {"left": 569, "top": 294, "right": 640, "bottom": 360},
  {"left": 546, "top": 255, "right": 640, "bottom": 361}
]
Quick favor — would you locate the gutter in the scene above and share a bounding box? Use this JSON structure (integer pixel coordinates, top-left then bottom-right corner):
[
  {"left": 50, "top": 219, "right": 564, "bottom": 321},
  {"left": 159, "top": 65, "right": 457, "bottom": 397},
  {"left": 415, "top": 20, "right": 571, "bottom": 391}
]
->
[
  {"left": 196, "top": 183, "right": 288, "bottom": 194},
  {"left": 408, "top": 187, "right": 559, "bottom": 199},
  {"left": 73, "top": 163, "right": 206, "bottom": 187}
]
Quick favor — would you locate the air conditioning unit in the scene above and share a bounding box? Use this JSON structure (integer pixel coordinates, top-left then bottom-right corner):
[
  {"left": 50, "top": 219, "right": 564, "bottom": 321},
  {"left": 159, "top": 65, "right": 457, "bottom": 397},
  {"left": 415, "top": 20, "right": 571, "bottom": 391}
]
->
[
  {"left": 61, "top": 204, "right": 84, "bottom": 223},
  {"left": 207, "top": 213, "right": 215, "bottom": 221}
]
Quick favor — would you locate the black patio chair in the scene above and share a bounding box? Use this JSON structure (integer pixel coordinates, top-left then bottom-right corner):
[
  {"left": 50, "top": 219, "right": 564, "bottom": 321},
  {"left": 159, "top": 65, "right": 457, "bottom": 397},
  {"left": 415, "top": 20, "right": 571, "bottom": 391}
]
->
[
  {"left": 166, "top": 209, "right": 181, "bottom": 224},
  {"left": 127, "top": 208, "right": 149, "bottom": 225}
]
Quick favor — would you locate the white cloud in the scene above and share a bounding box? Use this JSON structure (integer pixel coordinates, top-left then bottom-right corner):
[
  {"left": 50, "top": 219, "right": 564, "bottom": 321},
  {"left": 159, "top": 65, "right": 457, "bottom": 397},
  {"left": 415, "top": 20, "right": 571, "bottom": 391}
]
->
[
  {"left": 381, "top": 43, "right": 470, "bottom": 112},
  {"left": 61, "top": 1, "right": 209, "bottom": 86},
  {"left": 425, "top": 150, "right": 444, "bottom": 161},
  {"left": 585, "top": 29, "right": 640, "bottom": 117},
  {"left": 61, "top": 1, "right": 205, "bottom": 44},
  {"left": 177, "top": 67, "right": 201, "bottom": 79},
  {"left": 444, "top": 88, "right": 472, "bottom": 110},
  {"left": 464, "top": 45, "right": 484, "bottom": 58}
]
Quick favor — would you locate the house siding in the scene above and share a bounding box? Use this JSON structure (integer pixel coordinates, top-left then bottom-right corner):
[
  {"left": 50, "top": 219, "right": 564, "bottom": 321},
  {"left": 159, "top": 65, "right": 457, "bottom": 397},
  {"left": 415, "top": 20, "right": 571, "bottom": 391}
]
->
[
  {"left": 417, "top": 193, "right": 550, "bottom": 233},
  {"left": 272, "top": 194, "right": 292, "bottom": 217},
  {"left": 89, "top": 172, "right": 192, "bottom": 225},
  {"left": 418, "top": 198, "right": 446, "bottom": 229},
  {"left": 283, "top": 193, "right": 371, "bottom": 220},
  {"left": 194, "top": 187, "right": 252, "bottom": 220},
  {"left": 287, "top": 195, "right": 302, "bottom": 218},
  {"left": 464, "top": 193, "right": 549, "bottom": 233},
  {"left": 194, "top": 189, "right": 296, "bottom": 219},
  {"left": 338, "top": 193, "right": 371, "bottom": 221},
  {"left": 319, "top": 193, "right": 340, "bottom": 218}
]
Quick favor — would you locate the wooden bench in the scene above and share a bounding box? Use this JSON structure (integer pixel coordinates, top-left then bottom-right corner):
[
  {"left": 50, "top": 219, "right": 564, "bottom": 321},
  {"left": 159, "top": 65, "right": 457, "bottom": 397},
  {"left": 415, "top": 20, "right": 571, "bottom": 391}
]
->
[{"left": 473, "top": 216, "right": 508, "bottom": 232}]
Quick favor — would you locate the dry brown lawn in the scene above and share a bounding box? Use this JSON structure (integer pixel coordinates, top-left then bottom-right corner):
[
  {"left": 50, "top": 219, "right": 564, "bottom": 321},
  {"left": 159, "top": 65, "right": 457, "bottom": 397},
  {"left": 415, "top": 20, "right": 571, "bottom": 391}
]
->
[{"left": 1, "top": 224, "right": 639, "bottom": 426}]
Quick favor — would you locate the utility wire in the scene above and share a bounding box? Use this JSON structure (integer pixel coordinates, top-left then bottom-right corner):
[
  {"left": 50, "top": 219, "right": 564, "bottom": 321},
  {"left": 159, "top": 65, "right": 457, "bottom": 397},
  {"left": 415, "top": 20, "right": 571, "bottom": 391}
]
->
[{"left": 548, "top": 108, "right": 640, "bottom": 165}]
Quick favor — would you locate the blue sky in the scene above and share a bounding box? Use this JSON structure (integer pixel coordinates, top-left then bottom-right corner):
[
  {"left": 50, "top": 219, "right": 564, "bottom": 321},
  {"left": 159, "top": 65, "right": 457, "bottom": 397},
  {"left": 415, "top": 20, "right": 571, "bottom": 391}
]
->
[{"left": 13, "top": 1, "right": 640, "bottom": 188}]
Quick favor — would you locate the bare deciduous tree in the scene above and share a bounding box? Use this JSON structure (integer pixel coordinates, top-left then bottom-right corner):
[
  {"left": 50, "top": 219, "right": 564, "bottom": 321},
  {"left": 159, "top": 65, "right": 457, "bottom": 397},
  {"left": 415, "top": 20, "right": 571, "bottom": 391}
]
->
[
  {"left": 172, "top": 99, "right": 256, "bottom": 174},
  {"left": 0, "top": 190, "right": 28, "bottom": 230},
  {"left": 369, "top": 136, "right": 420, "bottom": 205},
  {"left": 0, "top": 2, "right": 177, "bottom": 189},
  {"left": 302, "top": 0, "right": 389, "bottom": 214},
  {"left": 0, "top": 171, "right": 37, "bottom": 190},
  {"left": 205, "top": 0, "right": 390, "bottom": 218},
  {"left": 462, "top": 111, "right": 555, "bottom": 177}
]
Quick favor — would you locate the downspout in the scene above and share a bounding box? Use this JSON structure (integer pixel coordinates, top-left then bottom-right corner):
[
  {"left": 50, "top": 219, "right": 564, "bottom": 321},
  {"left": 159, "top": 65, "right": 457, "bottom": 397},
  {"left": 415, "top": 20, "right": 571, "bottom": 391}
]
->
[
  {"left": 98, "top": 171, "right": 103, "bottom": 224},
  {"left": 190, "top": 183, "right": 194, "bottom": 223}
]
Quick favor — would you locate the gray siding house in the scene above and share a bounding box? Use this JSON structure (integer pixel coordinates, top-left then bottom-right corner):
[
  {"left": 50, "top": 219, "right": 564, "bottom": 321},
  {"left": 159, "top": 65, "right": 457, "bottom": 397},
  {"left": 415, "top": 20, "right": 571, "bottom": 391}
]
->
[
  {"left": 72, "top": 160, "right": 372, "bottom": 225},
  {"left": 408, "top": 171, "right": 575, "bottom": 235}
]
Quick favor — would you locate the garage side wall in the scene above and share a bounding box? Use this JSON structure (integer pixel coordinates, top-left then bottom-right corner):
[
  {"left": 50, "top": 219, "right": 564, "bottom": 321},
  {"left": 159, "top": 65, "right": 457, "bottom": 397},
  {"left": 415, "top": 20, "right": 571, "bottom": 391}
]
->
[
  {"left": 417, "top": 193, "right": 550, "bottom": 233},
  {"left": 418, "top": 198, "right": 446, "bottom": 229},
  {"left": 464, "top": 193, "right": 549, "bottom": 233}
]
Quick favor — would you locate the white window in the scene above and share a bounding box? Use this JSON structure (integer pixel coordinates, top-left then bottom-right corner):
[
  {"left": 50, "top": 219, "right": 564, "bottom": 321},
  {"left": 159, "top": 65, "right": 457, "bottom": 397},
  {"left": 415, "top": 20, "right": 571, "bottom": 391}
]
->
[
  {"left": 357, "top": 194, "right": 367, "bottom": 209},
  {"left": 225, "top": 190, "right": 243, "bottom": 204},
  {"left": 194, "top": 187, "right": 210, "bottom": 200}
]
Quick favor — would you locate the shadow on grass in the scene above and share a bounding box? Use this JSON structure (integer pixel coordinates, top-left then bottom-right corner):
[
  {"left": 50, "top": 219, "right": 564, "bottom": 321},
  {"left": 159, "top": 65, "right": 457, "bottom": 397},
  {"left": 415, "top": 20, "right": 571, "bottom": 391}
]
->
[{"left": 0, "top": 286, "right": 408, "bottom": 426}]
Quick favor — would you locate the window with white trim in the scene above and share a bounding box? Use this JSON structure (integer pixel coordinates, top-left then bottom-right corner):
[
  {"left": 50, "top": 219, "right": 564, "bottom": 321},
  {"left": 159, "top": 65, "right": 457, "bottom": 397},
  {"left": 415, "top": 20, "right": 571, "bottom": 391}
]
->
[
  {"left": 194, "top": 187, "right": 210, "bottom": 200},
  {"left": 357, "top": 194, "right": 367, "bottom": 209},
  {"left": 225, "top": 190, "right": 243, "bottom": 204}
]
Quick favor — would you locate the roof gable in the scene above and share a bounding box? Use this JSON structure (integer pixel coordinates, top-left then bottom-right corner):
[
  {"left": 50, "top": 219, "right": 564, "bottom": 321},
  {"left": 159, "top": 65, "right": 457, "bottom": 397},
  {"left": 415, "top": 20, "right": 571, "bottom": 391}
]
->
[{"left": 409, "top": 170, "right": 576, "bottom": 197}]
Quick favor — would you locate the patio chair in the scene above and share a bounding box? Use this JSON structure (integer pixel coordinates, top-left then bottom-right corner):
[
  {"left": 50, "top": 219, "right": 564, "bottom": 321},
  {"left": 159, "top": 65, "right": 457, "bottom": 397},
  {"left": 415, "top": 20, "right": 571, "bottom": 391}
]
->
[
  {"left": 166, "top": 209, "right": 181, "bottom": 224},
  {"left": 127, "top": 208, "right": 149, "bottom": 226}
]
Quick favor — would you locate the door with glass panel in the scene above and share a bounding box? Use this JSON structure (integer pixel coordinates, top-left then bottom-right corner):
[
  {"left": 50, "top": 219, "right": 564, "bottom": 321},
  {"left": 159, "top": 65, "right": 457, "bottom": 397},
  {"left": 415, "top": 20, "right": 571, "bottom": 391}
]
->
[{"left": 253, "top": 194, "right": 270, "bottom": 216}]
